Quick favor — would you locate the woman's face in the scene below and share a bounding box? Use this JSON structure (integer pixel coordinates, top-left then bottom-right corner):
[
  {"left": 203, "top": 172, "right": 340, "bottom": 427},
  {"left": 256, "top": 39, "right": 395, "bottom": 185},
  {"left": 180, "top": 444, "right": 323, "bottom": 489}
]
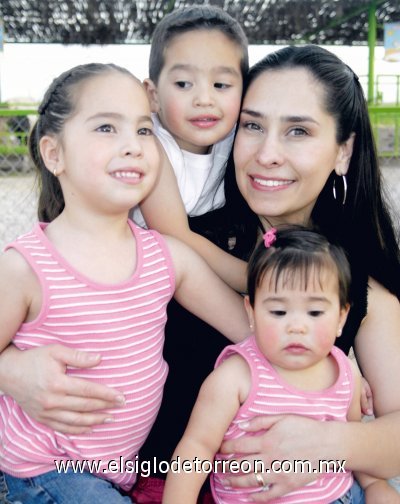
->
[{"left": 234, "top": 67, "right": 352, "bottom": 228}]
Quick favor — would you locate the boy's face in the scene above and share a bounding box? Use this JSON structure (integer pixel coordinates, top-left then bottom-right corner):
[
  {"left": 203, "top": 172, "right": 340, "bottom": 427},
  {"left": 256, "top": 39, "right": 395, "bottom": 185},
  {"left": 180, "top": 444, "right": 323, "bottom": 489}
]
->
[{"left": 147, "top": 29, "right": 243, "bottom": 154}]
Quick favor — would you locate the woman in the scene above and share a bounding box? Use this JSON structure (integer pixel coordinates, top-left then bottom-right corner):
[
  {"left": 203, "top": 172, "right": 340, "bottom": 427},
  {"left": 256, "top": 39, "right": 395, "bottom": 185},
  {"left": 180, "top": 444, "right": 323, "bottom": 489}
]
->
[
  {"left": 217, "top": 45, "right": 400, "bottom": 501},
  {"left": 1, "top": 46, "right": 399, "bottom": 502}
]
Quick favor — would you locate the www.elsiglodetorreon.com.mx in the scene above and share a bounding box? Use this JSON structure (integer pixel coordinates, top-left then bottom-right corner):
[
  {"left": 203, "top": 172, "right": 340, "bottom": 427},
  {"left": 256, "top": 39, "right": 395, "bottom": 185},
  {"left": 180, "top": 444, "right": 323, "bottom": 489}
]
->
[{"left": 54, "top": 456, "right": 347, "bottom": 477}]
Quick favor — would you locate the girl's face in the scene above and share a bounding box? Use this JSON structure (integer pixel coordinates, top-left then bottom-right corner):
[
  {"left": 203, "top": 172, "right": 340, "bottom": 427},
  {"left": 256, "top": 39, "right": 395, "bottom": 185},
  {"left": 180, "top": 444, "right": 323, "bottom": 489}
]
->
[
  {"left": 234, "top": 68, "right": 353, "bottom": 228},
  {"left": 48, "top": 72, "right": 160, "bottom": 214},
  {"left": 245, "top": 267, "right": 349, "bottom": 374}
]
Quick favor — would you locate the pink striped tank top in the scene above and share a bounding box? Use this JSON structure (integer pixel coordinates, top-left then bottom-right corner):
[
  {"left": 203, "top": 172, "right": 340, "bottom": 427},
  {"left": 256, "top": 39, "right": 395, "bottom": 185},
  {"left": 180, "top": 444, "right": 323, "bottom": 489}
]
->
[
  {"left": 0, "top": 220, "right": 174, "bottom": 490},
  {"left": 212, "top": 336, "right": 354, "bottom": 503}
]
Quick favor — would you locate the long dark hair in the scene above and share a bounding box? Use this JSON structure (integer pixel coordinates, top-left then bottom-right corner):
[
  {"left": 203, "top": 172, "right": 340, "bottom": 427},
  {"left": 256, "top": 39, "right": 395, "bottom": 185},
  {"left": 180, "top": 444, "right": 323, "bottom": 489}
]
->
[
  {"left": 30, "top": 63, "right": 136, "bottom": 222},
  {"left": 225, "top": 45, "right": 400, "bottom": 299}
]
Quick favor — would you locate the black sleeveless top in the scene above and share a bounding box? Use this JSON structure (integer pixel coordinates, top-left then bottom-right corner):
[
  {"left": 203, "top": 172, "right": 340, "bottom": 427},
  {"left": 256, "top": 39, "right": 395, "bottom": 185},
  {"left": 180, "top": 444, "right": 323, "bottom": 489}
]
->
[{"left": 138, "top": 208, "right": 368, "bottom": 476}]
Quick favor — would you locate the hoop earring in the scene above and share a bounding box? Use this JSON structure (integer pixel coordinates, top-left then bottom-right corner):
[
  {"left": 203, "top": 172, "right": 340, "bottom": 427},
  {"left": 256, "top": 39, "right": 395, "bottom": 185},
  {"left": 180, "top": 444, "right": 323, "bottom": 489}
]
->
[{"left": 333, "top": 175, "right": 347, "bottom": 205}]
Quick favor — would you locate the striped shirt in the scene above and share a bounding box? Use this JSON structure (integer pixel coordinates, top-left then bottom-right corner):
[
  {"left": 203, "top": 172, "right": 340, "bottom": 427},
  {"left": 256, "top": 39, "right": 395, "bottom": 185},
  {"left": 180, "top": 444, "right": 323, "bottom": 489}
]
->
[
  {"left": 0, "top": 220, "right": 174, "bottom": 490},
  {"left": 212, "top": 336, "right": 354, "bottom": 504}
]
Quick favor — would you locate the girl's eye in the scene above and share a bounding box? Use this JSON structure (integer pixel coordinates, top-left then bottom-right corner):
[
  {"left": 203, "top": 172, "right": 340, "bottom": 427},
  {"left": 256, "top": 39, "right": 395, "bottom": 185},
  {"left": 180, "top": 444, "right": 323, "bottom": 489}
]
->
[
  {"left": 96, "top": 124, "right": 115, "bottom": 133},
  {"left": 175, "top": 81, "right": 191, "bottom": 89},
  {"left": 138, "top": 127, "right": 154, "bottom": 136},
  {"left": 309, "top": 310, "right": 323, "bottom": 317},
  {"left": 214, "top": 83, "right": 231, "bottom": 89},
  {"left": 242, "top": 121, "right": 263, "bottom": 133},
  {"left": 270, "top": 310, "right": 286, "bottom": 317}
]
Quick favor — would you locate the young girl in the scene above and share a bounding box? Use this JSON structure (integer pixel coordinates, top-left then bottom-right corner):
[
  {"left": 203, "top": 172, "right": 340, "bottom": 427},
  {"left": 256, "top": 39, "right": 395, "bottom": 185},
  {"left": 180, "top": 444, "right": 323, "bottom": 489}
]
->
[
  {"left": 0, "top": 63, "right": 249, "bottom": 503},
  {"left": 163, "top": 226, "right": 398, "bottom": 504}
]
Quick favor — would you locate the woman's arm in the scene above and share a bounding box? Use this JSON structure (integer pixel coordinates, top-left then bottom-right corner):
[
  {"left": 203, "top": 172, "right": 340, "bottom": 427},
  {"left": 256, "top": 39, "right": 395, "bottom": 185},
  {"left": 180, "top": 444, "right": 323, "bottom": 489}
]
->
[
  {"left": 0, "top": 344, "right": 124, "bottom": 433},
  {"left": 347, "top": 361, "right": 399, "bottom": 502},
  {"left": 139, "top": 147, "right": 247, "bottom": 292},
  {"left": 219, "top": 279, "right": 400, "bottom": 501}
]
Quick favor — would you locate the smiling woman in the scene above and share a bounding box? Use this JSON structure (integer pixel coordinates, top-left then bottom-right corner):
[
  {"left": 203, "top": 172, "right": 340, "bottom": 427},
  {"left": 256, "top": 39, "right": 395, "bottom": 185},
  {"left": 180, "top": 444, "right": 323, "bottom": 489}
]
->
[{"left": 233, "top": 66, "right": 354, "bottom": 228}]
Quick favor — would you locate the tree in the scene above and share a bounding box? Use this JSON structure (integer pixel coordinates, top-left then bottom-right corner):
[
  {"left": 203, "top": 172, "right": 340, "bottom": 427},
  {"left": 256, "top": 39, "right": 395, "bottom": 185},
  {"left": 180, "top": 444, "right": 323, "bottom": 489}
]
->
[{"left": 0, "top": 0, "right": 397, "bottom": 45}]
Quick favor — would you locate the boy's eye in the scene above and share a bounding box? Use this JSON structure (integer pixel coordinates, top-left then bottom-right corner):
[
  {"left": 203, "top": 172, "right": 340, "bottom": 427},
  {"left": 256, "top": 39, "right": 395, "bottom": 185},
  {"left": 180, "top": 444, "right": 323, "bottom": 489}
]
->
[
  {"left": 309, "top": 310, "right": 324, "bottom": 317},
  {"left": 214, "top": 82, "right": 231, "bottom": 89},
  {"left": 138, "top": 127, "right": 154, "bottom": 136},
  {"left": 96, "top": 124, "right": 115, "bottom": 133},
  {"left": 175, "top": 81, "right": 192, "bottom": 89}
]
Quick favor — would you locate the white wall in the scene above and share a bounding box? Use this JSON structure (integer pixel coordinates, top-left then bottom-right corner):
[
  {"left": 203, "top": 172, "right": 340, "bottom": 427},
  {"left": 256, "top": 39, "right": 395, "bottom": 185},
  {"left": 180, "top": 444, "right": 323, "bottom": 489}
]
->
[{"left": 0, "top": 43, "right": 399, "bottom": 103}]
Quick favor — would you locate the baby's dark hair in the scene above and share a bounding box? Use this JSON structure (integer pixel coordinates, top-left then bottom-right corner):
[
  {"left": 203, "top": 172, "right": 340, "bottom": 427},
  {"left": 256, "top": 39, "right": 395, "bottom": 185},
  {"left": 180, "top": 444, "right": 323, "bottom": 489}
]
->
[
  {"left": 247, "top": 226, "right": 351, "bottom": 308},
  {"left": 149, "top": 5, "right": 248, "bottom": 84},
  {"left": 29, "top": 62, "right": 138, "bottom": 222}
]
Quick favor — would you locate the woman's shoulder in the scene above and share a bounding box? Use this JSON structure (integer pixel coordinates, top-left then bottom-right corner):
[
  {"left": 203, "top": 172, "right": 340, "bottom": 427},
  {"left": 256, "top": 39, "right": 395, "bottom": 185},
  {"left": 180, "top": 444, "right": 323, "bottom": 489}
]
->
[{"left": 367, "top": 276, "right": 400, "bottom": 314}]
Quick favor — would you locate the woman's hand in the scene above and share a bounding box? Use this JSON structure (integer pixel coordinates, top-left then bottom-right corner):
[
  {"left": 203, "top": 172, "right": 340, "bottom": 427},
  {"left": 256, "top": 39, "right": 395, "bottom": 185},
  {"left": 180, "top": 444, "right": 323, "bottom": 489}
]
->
[
  {"left": 219, "top": 415, "right": 332, "bottom": 502},
  {"left": 0, "top": 344, "right": 125, "bottom": 434},
  {"left": 360, "top": 376, "right": 373, "bottom": 416}
]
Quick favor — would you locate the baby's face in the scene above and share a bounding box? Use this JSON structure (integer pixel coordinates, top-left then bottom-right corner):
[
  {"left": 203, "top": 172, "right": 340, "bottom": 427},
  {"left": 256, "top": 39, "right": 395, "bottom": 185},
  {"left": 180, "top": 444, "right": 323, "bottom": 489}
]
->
[
  {"left": 246, "top": 267, "right": 348, "bottom": 374},
  {"left": 151, "top": 29, "right": 243, "bottom": 154}
]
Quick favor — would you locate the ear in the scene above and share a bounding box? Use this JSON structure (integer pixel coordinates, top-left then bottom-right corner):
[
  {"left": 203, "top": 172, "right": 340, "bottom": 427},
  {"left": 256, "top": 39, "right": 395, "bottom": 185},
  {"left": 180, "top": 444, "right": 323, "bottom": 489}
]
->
[
  {"left": 337, "top": 304, "right": 350, "bottom": 337},
  {"left": 334, "top": 133, "right": 355, "bottom": 176},
  {"left": 143, "top": 78, "right": 160, "bottom": 113},
  {"left": 244, "top": 296, "right": 255, "bottom": 330},
  {"left": 39, "top": 135, "right": 64, "bottom": 176}
]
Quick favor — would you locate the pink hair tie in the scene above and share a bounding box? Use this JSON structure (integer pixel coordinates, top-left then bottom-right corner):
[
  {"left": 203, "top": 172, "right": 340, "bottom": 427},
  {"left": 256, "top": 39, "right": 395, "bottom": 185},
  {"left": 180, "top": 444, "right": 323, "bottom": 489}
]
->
[{"left": 263, "top": 228, "right": 277, "bottom": 248}]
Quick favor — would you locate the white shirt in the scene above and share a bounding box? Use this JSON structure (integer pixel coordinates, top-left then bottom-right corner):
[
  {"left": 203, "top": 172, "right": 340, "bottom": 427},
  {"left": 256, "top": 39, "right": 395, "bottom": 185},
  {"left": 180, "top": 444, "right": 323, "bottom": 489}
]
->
[{"left": 133, "top": 114, "right": 234, "bottom": 228}]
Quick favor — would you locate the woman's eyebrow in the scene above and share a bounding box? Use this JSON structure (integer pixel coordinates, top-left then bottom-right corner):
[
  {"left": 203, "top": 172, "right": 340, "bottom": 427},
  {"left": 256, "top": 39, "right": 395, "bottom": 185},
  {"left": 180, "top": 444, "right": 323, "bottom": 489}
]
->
[
  {"left": 241, "top": 109, "right": 319, "bottom": 125},
  {"left": 240, "top": 108, "right": 264, "bottom": 118},
  {"left": 283, "top": 115, "right": 319, "bottom": 125}
]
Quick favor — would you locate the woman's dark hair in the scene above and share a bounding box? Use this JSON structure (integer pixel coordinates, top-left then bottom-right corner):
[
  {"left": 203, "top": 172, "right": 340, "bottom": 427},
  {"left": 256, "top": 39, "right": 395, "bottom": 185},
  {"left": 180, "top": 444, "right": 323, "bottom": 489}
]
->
[
  {"left": 149, "top": 5, "right": 249, "bottom": 84},
  {"left": 29, "top": 63, "right": 137, "bottom": 222},
  {"left": 225, "top": 45, "right": 400, "bottom": 299},
  {"left": 247, "top": 225, "right": 351, "bottom": 309}
]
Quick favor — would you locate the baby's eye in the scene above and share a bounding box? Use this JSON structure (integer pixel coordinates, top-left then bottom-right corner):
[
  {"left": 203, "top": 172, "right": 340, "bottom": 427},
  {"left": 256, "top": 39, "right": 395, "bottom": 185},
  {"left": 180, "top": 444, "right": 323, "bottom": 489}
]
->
[
  {"left": 309, "top": 310, "right": 324, "bottom": 317},
  {"left": 214, "top": 82, "right": 231, "bottom": 89},
  {"left": 96, "top": 124, "right": 115, "bottom": 133},
  {"left": 138, "top": 127, "right": 154, "bottom": 136},
  {"left": 270, "top": 310, "right": 286, "bottom": 317},
  {"left": 175, "top": 81, "right": 192, "bottom": 89}
]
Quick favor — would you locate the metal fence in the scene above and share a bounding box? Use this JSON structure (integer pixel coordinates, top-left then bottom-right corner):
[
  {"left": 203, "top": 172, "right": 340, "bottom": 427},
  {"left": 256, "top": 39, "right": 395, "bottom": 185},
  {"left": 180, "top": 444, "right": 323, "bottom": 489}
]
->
[{"left": 1, "top": 104, "right": 400, "bottom": 250}]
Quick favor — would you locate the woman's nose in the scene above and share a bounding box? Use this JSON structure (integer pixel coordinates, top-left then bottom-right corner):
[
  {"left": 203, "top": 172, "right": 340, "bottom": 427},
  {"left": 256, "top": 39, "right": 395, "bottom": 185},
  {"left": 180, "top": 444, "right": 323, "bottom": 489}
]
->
[{"left": 255, "top": 135, "right": 285, "bottom": 167}]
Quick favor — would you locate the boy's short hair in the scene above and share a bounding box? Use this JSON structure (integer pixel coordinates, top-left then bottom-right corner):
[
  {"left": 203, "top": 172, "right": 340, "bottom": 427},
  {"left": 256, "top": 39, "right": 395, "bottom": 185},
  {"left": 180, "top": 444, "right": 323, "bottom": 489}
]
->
[{"left": 149, "top": 5, "right": 248, "bottom": 84}]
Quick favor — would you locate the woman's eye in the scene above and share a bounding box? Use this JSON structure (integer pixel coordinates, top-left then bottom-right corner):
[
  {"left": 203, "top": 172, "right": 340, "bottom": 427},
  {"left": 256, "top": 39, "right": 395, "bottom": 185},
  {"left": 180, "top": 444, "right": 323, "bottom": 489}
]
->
[
  {"left": 242, "top": 121, "right": 263, "bottom": 132},
  {"left": 96, "top": 124, "right": 115, "bottom": 133},
  {"left": 289, "top": 127, "right": 308, "bottom": 136},
  {"left": 138, "top": 127, "right": 154, "bottom": 136},
  {"left": 175, "top": 81, "right": 191, "bottom": 89}
]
